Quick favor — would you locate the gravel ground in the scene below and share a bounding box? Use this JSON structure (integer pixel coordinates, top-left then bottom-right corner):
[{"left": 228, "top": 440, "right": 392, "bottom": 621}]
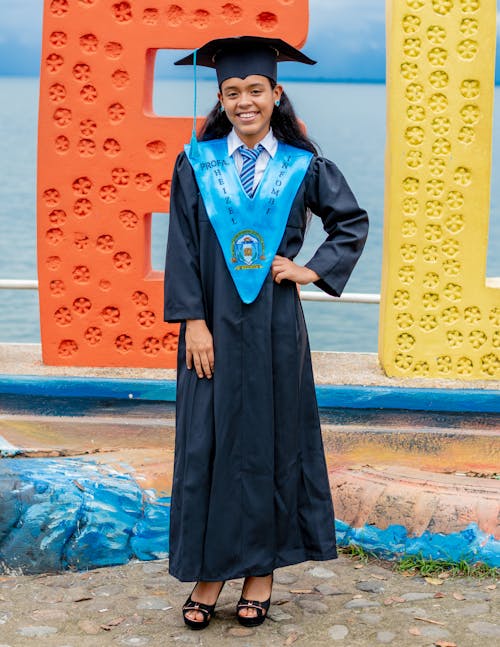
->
[{"left": 0, "top": 556, "right": 498, "bottom": 646}]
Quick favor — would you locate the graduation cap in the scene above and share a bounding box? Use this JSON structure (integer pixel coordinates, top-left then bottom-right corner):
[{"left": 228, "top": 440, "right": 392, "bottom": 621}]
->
[
  {"left": 175, "top": 36, "right": 316, "bottom": 86},
  {"left": 176, "top": 36, "right": 316, "bottom": 157}
]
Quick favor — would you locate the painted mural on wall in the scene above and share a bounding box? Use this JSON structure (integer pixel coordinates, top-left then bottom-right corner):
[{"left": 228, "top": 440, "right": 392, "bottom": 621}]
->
[{"left": 0, "top": 456, "right": 497, "bottom": 574}]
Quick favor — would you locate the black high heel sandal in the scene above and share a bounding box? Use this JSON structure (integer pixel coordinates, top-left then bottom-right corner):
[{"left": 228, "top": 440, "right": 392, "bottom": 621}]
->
[
  {"left": 236, "top": 573, "right": 273, "bottom": 628},
  {"left": 182, "top": 581, "right": 225, "bottom": 630}
]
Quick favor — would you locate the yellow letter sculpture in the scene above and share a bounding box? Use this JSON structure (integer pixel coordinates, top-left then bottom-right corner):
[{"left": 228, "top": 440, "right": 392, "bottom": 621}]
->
[{"left": 380, "top": 0, "right": 499, "bottom": 379}]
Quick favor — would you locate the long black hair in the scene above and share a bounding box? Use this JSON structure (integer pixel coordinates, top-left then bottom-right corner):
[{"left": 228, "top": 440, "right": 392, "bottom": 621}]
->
[{"left": 197, "top": 80, "right": 319, "bottom": 156}]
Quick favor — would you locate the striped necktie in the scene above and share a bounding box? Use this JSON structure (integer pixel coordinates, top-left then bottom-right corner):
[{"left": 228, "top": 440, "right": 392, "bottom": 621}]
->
[{"left": 239, "top": 144, "right": 263, "bottom": 196}]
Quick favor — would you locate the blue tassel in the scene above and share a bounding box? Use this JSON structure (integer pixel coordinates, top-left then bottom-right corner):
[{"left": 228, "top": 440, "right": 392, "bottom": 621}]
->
[{"left": 189, "top": 48, "right": 200, "bottom": 159}]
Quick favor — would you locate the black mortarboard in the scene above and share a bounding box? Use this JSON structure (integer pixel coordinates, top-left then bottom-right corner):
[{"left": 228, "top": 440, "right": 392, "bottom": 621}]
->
[{"left": 174, "top": 36, "right": 316, "bottom": 86}]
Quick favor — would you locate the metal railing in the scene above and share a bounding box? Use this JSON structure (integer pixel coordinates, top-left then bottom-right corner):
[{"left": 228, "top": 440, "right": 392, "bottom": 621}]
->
[{"left": 0, "top": 279, "right": 380, "bottom": 303}]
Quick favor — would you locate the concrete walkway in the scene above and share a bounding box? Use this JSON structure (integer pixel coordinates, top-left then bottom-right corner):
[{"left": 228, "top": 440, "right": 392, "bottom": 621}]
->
[{"left": 0, "top": 556, "right": 498, "bottom": 646}]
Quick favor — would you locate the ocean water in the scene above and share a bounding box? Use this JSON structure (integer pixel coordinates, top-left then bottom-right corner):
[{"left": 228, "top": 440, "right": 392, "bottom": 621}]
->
[{"left": 0, "top": 78, "right": 498, "bottom": 352}]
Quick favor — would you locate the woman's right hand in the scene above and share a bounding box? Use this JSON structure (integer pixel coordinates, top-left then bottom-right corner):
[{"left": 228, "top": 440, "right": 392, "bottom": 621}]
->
[{"left": 185, "top": 319, "right": 214, "bottom": 379}]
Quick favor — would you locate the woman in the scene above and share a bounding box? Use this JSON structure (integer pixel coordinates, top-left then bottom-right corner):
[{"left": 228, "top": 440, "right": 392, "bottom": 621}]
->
[{"left": 164, "top": 36, "right": 368, "bottom": 630}]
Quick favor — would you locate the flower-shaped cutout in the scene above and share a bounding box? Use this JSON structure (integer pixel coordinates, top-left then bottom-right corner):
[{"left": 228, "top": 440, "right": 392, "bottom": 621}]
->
[
  {"left": 428, "top": 47, "right": 448, "bottom": 66},
  {"left": 407, "top": 105, "right": 426, "bottom": 122},
  {"left": 397, "top": 333, "right": 416, "bottom": 351},
  {"left": 413, "top": 361, "right": 430, "bottom": 376},
  {"left": 401, "top": 62, "right": 419, "bottom": 80},
  {"left": 404, "top": 38, "right": 422, "bottom": 58},
  {"left": 457, "top": 39, "right": 478, "bottom": 61},
  {"left": 432, "top": 137, "right": 451, "bottom": 156},
  {"left": 49, "top": 280, "right": 65, "bottom": 296},
  {"left": 108, "top": 103, "right": 126, "bottom": 123},
  {"left": 80, "top": 118, "right": 96, "bottom": 136},
  {"left": 460, "top": 0, "right": 480, "bottom": 13},
  {"left": 406, "top": 83, "right": 424, "bottom": 102},
  {"left": 143, "top": 337, "right": 161, "bottom": 355},
  {"left": 444, "top": 282, "right": 462, "bottom": 302},
  {"left": 429, "top": 158, "right": 446, "bottom": 177},
  {"left": 437, "top": 355, "right": 452, "bottom": 373},
  {"left": 97, "top": 234, "right": 114, "bottom": 252},
  {"left": 426, "top": 179, "right": 444, "bottom": 198},
  {"left": 103, "top": 138, "right": 121, "bottom": 156},
  {"left": 402, "top": 220, "right": 418, "bottom": 237},
  {"left": 101, "top": 306, "right": 120, "bottom": 324},
  {"left": 464, "top": 306, "right": 481, "bottom": 324},
  {"left": 73, "top": 63, "right": 91, "bottom": 82},
  {"left": 73, "top": 199, "right": 92, "bottom": 218},
  {"left": 423, "top": 245, "right": 439, "bottom": 263},
  {"left": 403, "top": 197, "right": 419, "bottom": 216},
  {"left": 138, "top": 310, "right": 156, "bottom": 327},
  {"left": 49, "top": 31, "right": 68, "bottom": 48},
  {"left": 84, "top": 327, "right": 103, "bottom": 345},
  {"left": 395, "top": 353, "right": 414, "bottom": 371},
  {"left": 48, "top": 209, "right": 67, "bottom": 225},
  {"left": 423, "top": 292, "right": 440, "bottom": 309},
  {"left": 442, "top": 239, "right": 460, "bottom": 257},
  {"left": 73, "top": 176, "right": 92, "bottom": 196},
  {"left": 441, "top": 306, "right": 460, "bottom": 325},
  {"left": 72, "top": 265, "right": 90, "bottom": 283},
  {"left": 458, "top": 126, "right": 475, "bottom": 145},
  {"left": 403, "top": 177, "right": 420, "bottom": 193},
  {"left": 403, "top": 14, "right": 421, "bottom": 33},
  {"left": 113, "top": 252, "right": 132, "bottom": 270},
  {"left": 112, "top": 2, "right": 132, "bottom": 22},
  {"left": 398, "top": 265, "right": 416, "bottom": 285},
  {"left": 424, "top": 224, "right": 443, "bottom": 242},
  {"left": 431, "top": 116, "right": 451, "bottom": 136},
  {"left": 78, "top": 139, "right": 96, "bottom": 157},
  {"left": 419, "top": 314, "right": 438, "bottom": 331},
  {"left": 46, "top": 228, "right": 64, "bottom": 245},
  {"left": 480, "top": 353, "right": 499, "bottom": 377},
  {"left": 460, "top": 17, "right": 478, "bottom": 36},
  {"left": 119, "top": 209, "right": 139, "bottom": 229},
  {"left": 460, "top": 104, "right": 480, "bottom": 125},
  {"left": 432, "top": 0, "right": 453, "bottom": 15},
  {"left": 489, "top": 307, "right": 500, "bottom": 327},
  {"left": 79, "top": 33, "right": 98, "bottom": 53},
  {"left": 407, "top": 150, "right": 423, "bottom": 168},
  {"left": 427, "top": 25, "right": 446, "bottom": 43},
  {"left": 457, "top": 356, "right": 473, "bottom": 375},
  {"left": 49, "top": 83, "right": 66, "bottom": 103},
  {"left": 396, "top": 312, "right": 415, "bottom": 329},
  {"left": 429, "top": 93, "right": 448, "bottom": 113},
  {"left": 58, "top": 340, "right": 78, "bottom": 357},
  {"left": 447, "top": 330, "right": 464, "bottom": 348},
  {"left": 99, "top": 185, "right": 117, "bottom": 203},
  {"left": 46, "top": 54, "right": 64, "bottom": 73},
  {"left": 53, "top": 108, "right": 72, "bottom": 127},
  {"left": 400, "top": 244, "right": 418, "bottom": 262},
  {"left": 469, "top": 330, "right": 487, "bottom": 349},
  {"left": 111, "top": 69, "right": 130, "bottom": 89},
  {"left": 72, "top": 297, "right": 92, "bottom": 315},
  {"left": 111, "top": 168, "right": 130, "bottom": 186},
  {"left": 405, "top": 126, "right": 425, "bottom": 146},
  {"left": 429, "top": 70, "right": 449, "bottom": 89},
  {"left": 445, "top": 214, "right": 465, "bottom": 234},
  {"left": 493, "top": 331, "right": 500, "bottom": 349},
  {"left": 80, "top": 84, "right": 97, "bottom": 103},
  {"left": 163, "top": 332, "right": 179, "bottom": 351},
  {"left": 460, "top": 79, "right": 480, "bottom": 99},
  {"left": 132, "top": 291, "right": 149, "bottom": 306},
  {"left": 74, "top": 233, "right": 89, "bottom": 250},
  {"left": 135, "top": 173, "right": 153, "bottom": 190},
  {"left": 115, "top": 334, "right": 133, "bottom": 352},
  {"left": 425, "top": 200, "right": 443, "bottom": 219},
  {"left": 446, "top": 191, "right": 465, "bottom": 210},
  {"left": 393, "top": 289, "right": 410, "bottom": 308},
  {"left": 443, "top": 259, "right": 461, "bottom": 276},
  {"left": 423, "top": 272, "right": 440, "bottom": 289}
]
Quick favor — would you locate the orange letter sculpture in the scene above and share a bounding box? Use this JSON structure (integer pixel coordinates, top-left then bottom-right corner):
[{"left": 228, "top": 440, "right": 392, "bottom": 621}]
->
[{"left": 37, "top": 0, "right": 309, "bottom": 367}]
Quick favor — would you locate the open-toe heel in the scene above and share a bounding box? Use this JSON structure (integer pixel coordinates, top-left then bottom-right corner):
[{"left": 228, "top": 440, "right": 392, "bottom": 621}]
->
[
  {"left": 236, "top": 574, "right": 273, "bottom": 627},
  {"left": 182, "top": 582, "right": 225, "bottom": 630}
]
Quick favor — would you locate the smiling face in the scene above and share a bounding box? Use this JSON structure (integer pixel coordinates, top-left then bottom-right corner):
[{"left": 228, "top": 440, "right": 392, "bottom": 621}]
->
[{"left": 218, "top": 75, "right": 283, "bottom": 148}]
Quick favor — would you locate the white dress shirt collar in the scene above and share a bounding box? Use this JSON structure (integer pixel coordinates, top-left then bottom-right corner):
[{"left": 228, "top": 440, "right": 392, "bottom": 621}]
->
[{"left": 227, "top": 128, "right": 278, "bottom": 158}]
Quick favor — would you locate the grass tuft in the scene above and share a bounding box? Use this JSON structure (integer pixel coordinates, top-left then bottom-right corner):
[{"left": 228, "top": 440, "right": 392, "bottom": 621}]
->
[{"left": 340, "top": 545, "right": 498, "bottom": 579}]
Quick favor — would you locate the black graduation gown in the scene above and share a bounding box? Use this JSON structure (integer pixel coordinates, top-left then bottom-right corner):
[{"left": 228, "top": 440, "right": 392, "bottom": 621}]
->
[{"left": 164, "top": 149, "right": 368, "bottom": 582}]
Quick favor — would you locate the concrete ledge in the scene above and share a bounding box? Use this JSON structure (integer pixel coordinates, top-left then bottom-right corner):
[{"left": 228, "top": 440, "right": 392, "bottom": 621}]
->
[
  {"left": 0, "top": 374, "right": 499, "bottom": 413},
  {"left": 1, "top": 343, "right": 499, "bottom": 389}
]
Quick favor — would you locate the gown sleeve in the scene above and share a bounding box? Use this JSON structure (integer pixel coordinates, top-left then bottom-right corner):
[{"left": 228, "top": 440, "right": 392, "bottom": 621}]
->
[
  {"left": 304, "top": 157, "right": 369, "bottom": 297},
  {"left": 163, "top": 152, "right": 206, "bottom": 323}
]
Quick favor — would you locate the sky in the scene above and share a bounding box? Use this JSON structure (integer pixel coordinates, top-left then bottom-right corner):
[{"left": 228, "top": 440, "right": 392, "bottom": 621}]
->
[{"left": 0, "top": 0, "right": 497, "bottom": 82}]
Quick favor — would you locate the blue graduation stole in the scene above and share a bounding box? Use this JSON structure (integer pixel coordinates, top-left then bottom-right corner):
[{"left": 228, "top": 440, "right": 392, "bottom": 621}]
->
[{"left": 185, "top": 138, "right": 313, "bottom": 304}]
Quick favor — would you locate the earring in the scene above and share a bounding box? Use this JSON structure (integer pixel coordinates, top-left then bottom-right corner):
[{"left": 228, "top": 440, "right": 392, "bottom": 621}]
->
[
  {"left": 220, "top": 105, "right": 225, "bottom": 113},
  {"left": 275, "top": 100, "right": 281, "bottom": 107}
]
